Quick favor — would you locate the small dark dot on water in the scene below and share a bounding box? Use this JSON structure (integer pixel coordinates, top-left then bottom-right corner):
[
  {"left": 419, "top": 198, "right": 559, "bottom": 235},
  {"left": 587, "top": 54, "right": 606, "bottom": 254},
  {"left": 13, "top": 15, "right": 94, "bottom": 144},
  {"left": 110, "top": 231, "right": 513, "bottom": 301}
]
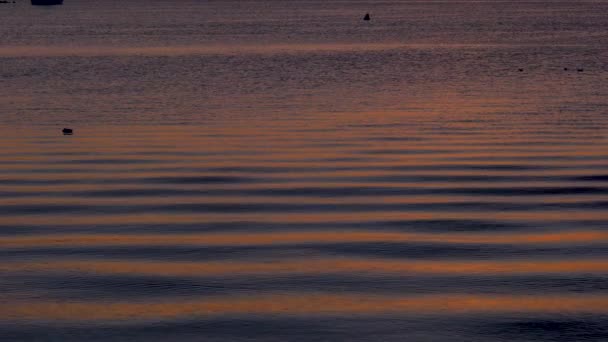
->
[{"left": 518, "top": 68, "right": 523, "bottom": 72}]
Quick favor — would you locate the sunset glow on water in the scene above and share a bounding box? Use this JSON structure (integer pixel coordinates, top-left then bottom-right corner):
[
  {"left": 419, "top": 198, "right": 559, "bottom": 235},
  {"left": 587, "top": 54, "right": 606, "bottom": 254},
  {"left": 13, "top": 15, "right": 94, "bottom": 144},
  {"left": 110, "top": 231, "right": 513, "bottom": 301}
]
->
[{"left": 2, "top": 0, "right": 608, "bottom": 341}]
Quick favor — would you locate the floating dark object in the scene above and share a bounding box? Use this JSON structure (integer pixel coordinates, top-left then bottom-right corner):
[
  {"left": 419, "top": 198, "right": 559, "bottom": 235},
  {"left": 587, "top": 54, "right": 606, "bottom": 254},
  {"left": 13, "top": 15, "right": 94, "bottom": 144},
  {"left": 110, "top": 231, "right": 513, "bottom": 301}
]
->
[
  {"left": 62, "top": 128, "right": 73, "bottom": 135},
  {"left": 31, "top": 0, "right": 63, "bottom": 5},
  {"left": 518, "top": 68, "right": 523, "bottom": 72},
  {"left": 363, "top": 13, "right": 370, "bottom": 21},
  {"left": 577, "top": 68, "right": 584, "bottom": 72},
  {"left": 564, "top": 67, "right": 568, "bottom": 71}
]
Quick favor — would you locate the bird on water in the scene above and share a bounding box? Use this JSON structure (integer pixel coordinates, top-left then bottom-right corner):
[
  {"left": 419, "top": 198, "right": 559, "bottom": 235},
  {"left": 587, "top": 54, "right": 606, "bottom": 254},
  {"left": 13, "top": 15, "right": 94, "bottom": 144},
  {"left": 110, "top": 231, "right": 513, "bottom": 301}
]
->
[
  {"left": 363, "top": 13, "right": 371, "bottom": 21},
  {"left": 62, "top": 128, "right": 73, "bottom": 135}
]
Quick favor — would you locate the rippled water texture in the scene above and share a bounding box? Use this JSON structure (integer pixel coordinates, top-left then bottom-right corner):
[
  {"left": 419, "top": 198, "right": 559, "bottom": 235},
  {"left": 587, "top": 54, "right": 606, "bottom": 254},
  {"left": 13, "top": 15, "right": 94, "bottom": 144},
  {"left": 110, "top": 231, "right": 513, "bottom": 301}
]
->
[{"left": 1, "top": 0, "right": 608, "bottom": 341}]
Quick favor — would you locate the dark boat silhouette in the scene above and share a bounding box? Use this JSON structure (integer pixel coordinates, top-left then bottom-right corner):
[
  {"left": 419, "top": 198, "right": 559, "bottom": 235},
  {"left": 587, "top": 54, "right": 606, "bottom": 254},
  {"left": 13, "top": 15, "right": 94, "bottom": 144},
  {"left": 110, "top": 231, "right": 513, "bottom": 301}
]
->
[{"left": 31, "top": 0, "right": 63, "bottom": 5}]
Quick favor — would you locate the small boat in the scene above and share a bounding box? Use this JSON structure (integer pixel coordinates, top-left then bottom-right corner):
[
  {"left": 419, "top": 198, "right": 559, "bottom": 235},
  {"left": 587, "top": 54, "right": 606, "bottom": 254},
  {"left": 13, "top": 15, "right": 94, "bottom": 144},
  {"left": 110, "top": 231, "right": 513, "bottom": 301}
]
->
[{"left": 31, "top": 0, "right": 63, "bottom": 5}]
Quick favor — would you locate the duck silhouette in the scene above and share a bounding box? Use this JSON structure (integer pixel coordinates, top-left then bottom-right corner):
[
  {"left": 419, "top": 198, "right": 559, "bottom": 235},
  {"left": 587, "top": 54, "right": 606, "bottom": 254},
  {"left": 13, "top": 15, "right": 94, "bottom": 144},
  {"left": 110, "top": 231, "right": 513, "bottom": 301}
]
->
[
  {"left": 62, "top": 128, "right": 73, "bottom": 135},
  {"left": 363, "top": 13, "right": 370, "bottom": 21}
]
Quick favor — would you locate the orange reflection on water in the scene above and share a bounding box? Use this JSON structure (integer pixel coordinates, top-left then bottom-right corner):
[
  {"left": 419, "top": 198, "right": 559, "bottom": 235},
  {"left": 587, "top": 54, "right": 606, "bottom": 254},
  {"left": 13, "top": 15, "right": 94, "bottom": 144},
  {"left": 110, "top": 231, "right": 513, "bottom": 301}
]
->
[
  {"left": 3, "top": 293, "right": 608, "bottom": 321},
  {"left": 2, "top": 230, "right": 608, "bottom": 248},
  {"left": 2, "top": 210, "right": 607, "bottom": 227},
  {"left": 4, "top": 258, "right": 608, "bottom": 276}
]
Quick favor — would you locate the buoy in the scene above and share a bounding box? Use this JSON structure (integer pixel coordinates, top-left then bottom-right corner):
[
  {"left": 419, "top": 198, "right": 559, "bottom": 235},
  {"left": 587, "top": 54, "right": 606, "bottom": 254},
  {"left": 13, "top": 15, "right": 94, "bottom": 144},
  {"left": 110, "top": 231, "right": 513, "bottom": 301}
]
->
[
  {"left": 363, "top": 13, "right": 370, "bottom": 21},
  {"left": 62, "top": 128, "right": 73, "bottom": 135}
]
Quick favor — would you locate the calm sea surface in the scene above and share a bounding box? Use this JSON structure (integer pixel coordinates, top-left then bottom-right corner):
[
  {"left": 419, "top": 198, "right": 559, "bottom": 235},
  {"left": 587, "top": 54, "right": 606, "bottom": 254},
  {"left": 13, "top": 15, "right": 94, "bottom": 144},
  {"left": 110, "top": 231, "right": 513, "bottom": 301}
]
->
[{"left": 1, "top": 1, "right": 608, "bottom": 341}]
